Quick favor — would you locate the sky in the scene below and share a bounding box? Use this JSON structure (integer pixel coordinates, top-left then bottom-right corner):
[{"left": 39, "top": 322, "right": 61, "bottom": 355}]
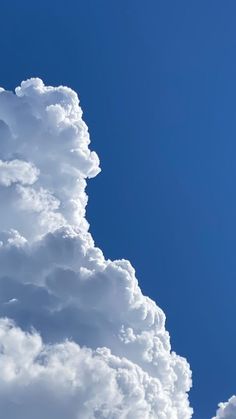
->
[{"left": 0, "top": 1, "right": 236, "bottom": 418}]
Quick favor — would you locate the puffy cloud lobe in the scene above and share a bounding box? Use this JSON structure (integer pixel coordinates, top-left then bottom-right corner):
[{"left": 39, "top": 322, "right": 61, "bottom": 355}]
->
[
  {"left": 0, "top": 159, "right": 39, "bottom": 186},
  {"left": 0, "top": 79, "right": 192, "bottom": 418},
  {"left": 213, "top": 396, "right": 236, "bottom": 419}
]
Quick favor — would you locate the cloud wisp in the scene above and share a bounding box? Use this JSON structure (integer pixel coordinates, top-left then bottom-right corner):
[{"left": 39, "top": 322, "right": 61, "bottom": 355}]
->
[{"left": 0, "top": 78, "right": 192, "bottom": 418}]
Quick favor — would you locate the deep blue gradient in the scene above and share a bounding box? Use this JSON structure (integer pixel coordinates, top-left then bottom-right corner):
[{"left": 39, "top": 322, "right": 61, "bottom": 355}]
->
[{"left": 1, "top": 1, "right": 236, "bottom": 417}]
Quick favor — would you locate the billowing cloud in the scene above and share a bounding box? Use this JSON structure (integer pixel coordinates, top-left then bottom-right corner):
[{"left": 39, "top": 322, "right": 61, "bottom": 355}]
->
[
  {"left": 0, "top": 318, "right": 189, "bottom": 419},
  {"left": 0, "top": 78, "right": 192, "bottom": 418},
  {"left": 213, "top": 396, "right": 236, "bottom": 419},
  {"left": 0, "top": 159, "right": 39, "bottom": 186}
]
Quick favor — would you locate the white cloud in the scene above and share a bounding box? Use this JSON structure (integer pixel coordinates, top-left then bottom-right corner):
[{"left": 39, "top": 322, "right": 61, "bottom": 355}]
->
[
  {"left": 0, "top": 78, "right": 100, "bottom": 239},
  {"left": 0, "top": 318, "right": 190, "bottom": 419},
  {"left": 0, "top": 159, "right": 39, "bottom": 186},
  {"left": 0, "top": 78, "right": 193, "bottom": 418},
  {"left": 213, "top": 396, "right": 236, "bottom": 419}
]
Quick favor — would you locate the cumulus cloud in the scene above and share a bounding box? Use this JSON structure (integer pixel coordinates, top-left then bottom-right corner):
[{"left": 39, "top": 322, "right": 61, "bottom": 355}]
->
[
  {"left": 213, "top": 396, "right": 236, "bottom": 419},
  {"left": 0, "top": 78, "right": 192, "bottom": 418}
]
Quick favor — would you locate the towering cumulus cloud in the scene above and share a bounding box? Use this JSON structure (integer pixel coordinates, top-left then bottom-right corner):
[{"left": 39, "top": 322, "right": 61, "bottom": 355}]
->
[{"left": 0, "top": 78, "right": 192, "bottom": 418}]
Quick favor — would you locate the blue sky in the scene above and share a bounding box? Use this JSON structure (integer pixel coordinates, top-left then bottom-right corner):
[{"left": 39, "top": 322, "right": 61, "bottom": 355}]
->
[{"left": 1, "top": 1, "right": 236, "bottom": 418}]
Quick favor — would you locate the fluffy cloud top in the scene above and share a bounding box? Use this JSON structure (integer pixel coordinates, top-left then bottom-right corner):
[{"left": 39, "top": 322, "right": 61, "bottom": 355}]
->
[
  {"left": 213, "top": 396, "right": 236, "bottom": 419},
  {"left": 0, "top": 78, "right": 193, "bottom": 418}
]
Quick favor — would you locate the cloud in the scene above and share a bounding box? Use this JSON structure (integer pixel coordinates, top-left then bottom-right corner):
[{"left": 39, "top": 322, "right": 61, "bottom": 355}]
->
[
  {"left": 213, "top": 396, "right": 236, "bottom": 419},
  {"left": 0, "top": 78, "right": 192, "bottom": 418},
  {"left": 0, "top": 159, "right": 39, "bottom": 186},
  {"left": 0, "top": 318, "right": 190, "bottom": 419}
]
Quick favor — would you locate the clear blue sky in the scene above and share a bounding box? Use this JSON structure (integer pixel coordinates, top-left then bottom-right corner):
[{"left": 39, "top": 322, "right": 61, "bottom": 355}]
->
[{"left": 1, "top": 1, "right": 236, "bottom": 418}]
